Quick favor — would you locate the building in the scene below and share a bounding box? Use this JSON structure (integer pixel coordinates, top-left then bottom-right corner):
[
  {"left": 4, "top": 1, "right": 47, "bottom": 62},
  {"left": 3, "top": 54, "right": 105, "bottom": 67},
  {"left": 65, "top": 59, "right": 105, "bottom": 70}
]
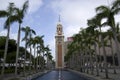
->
[
  {"left": 55, "top": 17, "right": 64, "bottom": 68},
  {"left": 64, "top": 37, "right": 73, "bottom": 55}
]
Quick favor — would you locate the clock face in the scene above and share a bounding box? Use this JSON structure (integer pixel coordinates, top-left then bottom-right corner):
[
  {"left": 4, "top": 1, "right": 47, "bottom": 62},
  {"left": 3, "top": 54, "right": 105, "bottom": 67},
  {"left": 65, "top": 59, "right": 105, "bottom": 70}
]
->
[
  {"left": 55, "top": 36, "right": 64, "bottom": 44},
  {"left": 57, "top": 38, "right": 62, "bottom": 41}
]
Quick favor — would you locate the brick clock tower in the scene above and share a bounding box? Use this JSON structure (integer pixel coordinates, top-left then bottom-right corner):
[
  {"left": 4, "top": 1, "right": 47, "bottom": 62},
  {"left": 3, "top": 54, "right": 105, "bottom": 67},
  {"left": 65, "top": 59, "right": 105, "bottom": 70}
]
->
[{"left": 55, "top": 17, "right": 64, "bottom": 68}]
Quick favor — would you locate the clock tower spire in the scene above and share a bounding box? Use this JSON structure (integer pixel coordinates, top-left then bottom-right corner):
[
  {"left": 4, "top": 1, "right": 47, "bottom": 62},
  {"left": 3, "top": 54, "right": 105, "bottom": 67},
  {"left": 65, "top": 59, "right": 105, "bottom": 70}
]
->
[{"left": 59, "top": 14, "right": 61, "bottom": 22}]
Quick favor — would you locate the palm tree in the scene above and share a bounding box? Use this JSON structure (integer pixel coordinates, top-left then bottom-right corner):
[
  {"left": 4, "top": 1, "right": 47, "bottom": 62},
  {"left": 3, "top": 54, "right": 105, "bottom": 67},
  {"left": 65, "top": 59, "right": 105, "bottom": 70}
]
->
[
  {"left": 89, "top": 16, "right": 103, "bottom": 72},
  {"left": 72, "top": 33, "right": 84, "bottom": 72},
  {"left": 44, "top": 45, "right": 51, "bottom": 69},
  {"left": 21, "top": 26, "right": 36, "bottom": 75},
  {"left": 46, "top": 52, "right": 53, "bottom": 69},
  {"left": 96, "top": 2, "right": 120, "bottom": 67},
  {"left": 65, "top": 42, "right": 76, "bottom": 69},
  {"left": 13, "top": 1, "right": 29, "bottom": 75},
  {"left": 86, "top": 20, "right": 100, "bottom": 76},
  {"left": 30, "top": 38, "right": 37, "bottom": 72},
  {"left": 27, "top": 38, "right": 34, "bottom": 73},
  {"left": 79, "top": 29, "right": 90, "bottom": 73},
  {"left": 36, "top": 44, "right": 44, "bottom": 71},
  {"left": 0, "top": 3, "right": 15, "bottom": 75},
  {"left": 79, "top": 28, "right": 94, "bottom": 74},
  {"left": 34, "top": 36, "right": 44, "bottom": 71},
  {"left": 28, "top": 37, "right": 37, "bottom": 70}
]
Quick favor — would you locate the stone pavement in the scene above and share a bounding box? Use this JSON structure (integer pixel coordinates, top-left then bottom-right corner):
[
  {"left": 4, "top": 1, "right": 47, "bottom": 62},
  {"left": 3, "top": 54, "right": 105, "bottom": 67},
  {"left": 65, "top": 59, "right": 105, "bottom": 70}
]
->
[
  {"left": 94, "top": 68, "right": 120, "bottom": 80},
  {"left": 70, "top": 68, "right": 120, "bottom": 80}
]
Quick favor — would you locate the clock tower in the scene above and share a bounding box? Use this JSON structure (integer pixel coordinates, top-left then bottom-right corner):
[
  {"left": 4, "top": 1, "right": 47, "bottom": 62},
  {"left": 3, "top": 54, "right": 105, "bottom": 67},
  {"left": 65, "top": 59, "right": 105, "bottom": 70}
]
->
[{"left": 55, "top": 16, "right": 64, "bottom": 68}]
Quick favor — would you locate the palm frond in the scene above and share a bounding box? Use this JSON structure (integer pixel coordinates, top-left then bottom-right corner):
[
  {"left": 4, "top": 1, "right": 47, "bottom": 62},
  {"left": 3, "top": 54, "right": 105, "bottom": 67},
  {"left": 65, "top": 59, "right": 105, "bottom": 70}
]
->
[
  {"left": 4, "top": 15, "right": 18, "bottom": 29},
  {"left": 21, "top": 27, "right": 26, "bottom": 31},
  {"left": 22, "top": 37, "right": 26, "bottom": 41},
  {"left": 112, "top": 0, "right": 120, "bottom": 9},
  {"left": 22, "top": 0, "right": 29, "bottom": 17},
  {"left": 101, "top": 22, "right": 109, "bottom": 27},
  {"left": 14, "top": 8, "right": 23, "bottom": 23},
  {"left": 96, "top": 12, "right": 107, "bottom": 20},
  {"left": 7, "top": 3, "right": 15, "bottom": 14},
  {"left": 116, "top": 23, "right": 119, "bottom": 33},
  {"left": 96, "top": 5, "right": 109, "bottom": 13},
  {"left": 31, "top": 30, "right": 36, "bottom": 35},
  {"left": 0, "top": 11, "right": 8, "bottom": 17},
  {"left": 113, "top": 8, "right": 120, "bottom": 14}
]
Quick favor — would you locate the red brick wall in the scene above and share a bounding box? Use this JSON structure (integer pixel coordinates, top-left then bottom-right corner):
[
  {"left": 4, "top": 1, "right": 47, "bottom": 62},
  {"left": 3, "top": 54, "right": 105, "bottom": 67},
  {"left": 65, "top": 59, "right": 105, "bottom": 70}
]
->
[{"left": 57, "top": 43, "right": 62, "bottom": 67}]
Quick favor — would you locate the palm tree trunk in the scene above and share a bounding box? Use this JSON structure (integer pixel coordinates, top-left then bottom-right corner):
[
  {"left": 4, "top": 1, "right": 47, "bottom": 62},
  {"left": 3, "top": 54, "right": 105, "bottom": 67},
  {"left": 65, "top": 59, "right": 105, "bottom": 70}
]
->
[
  {"left": 42, "top": 52, "right": 44, "bottom": 71},
  {"left": 34, "top": 46, "right": 36, "bottom": 72},
  {"left": 94, "top": 44, "right": 99, "bottom": 76},
  {"left": 86, "top": 49, "right": 89, "bottom": 74},
  {"left": 1, "top": 23, "right": 10, "bottom": 75},
  {"left": 89, "top": 49, "right": 94, "bottom": 75},
  {"left": 99, "top": 27, "right": 103, "bottom": 72},
  {"left": 79, "top": 51, "right": 83, "bottom": 72},
  {"left": 110, "top": 38, "right": 116, "bottom": 74},
  {"left": 98, "top": 43, "right": 102, "bottom": 72},
  {"left": 36, "top": 46, "right": 38, "bottom": 72},
  {"left": 23, "top": 38, "right": 27, "bottom": 76},
  {"left": 82, "top": 50, "right": 85, "bottom": 72},
  {"left": 38, "top": 53, "right": 41, "bottom": 71},
  {"left": 15, "top": 23, "right": 21, "bottom": 75},
  {"left": 46, "top": 53, "right": 48, "bottom": 69},
  {"left": 29, "top": 46, "right": 32, "bottom": 74},
  {"left": 112, "top": 31, "right": 120, "bottom": 67},
  {"left": 111, "top": 20, "right": 120, "bottom": 67},
  {"left": 38, "top": 54, "right": 40, "bottom": 71},
  {"left": 101, "top": 36, "right": 109, "bottom": 79},
  {"left": 78, "top": 51, "right": 81, "bottom": 71}
]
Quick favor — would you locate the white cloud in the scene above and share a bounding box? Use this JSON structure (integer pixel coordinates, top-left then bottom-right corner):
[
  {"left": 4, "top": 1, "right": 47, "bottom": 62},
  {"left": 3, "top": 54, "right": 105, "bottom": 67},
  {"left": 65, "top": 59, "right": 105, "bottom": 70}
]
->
[
  {"left": 0, "top": 30, "right": 17, "bottom": 40},
  {"left": 28, "top": 0, "right": 43, "bottom": 13},
  {"left": 50, "top": 0, "right": 114, "bottom": 38},
  {"left": 0, "top": 30, "right": 7, "bottom": 36},
  {"left": 10, "top": 33, "right": 17, "bottom": 40},
  {"left": 0, "top": 0, "right": 43, "bottom": 14},
  {"left": 64, "top": 25, "right": 79, "bottom": 40}
]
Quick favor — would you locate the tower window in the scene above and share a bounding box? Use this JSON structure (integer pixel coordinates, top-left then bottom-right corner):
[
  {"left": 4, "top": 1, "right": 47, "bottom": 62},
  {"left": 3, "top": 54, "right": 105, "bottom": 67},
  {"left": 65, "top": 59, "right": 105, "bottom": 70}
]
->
[{"left": 59, "top": 27, "right": 60, "bottom": 31}]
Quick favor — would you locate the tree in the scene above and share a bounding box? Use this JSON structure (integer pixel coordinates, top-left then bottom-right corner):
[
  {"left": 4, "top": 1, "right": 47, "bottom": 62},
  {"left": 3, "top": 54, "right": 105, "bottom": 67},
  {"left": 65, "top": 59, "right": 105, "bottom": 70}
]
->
[
  {"left": 0, "top": 36, "right": 16, "bottom": 64},
  {"left": 33, "top": 35, "right": 44, "bottom": 72},
  {"left": 86, "top": 20, "right": 100, "bottom": 76},
  {"left": 0, "top": 3, "right": 15, "bottom": 75},
  {"left": 72, "top": 33, "right": 84, "bottom": 72},
  {"left": 0, "top": 36, "right": 32, "bottom": 74},
  {"left": 29, "top": 37, "right": 37, "bottom": 72},
  {"left": 87, "top": 16, "right": 109, "bottom": 78},
  {"left": 13, "top": 1, "right": 29, "bottom": 75},
  {"left": 44, "top": 45, "right": 51, "bottom": 69},
  {"left": 31, "top": 36, "right": 44, "bottom": 71},
  {"left": 22, "top": 26, "right": 36, "bottom": 74},
  {"left": 96, "top": 2, "right": 120, "bottom": 67}
]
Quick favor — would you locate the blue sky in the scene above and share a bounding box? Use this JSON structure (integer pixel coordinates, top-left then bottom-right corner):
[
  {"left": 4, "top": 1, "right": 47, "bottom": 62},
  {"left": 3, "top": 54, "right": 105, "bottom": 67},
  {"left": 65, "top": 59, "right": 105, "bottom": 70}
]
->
[{"left": 0, "top": 0, "right": 117, "bottom": 59}]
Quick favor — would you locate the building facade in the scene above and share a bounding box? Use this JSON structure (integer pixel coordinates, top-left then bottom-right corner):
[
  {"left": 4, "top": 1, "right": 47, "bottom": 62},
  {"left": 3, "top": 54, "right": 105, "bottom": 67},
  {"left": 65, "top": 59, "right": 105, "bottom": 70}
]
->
[{"left": 55, "top": 20, "right": 64, "bottom": 68}]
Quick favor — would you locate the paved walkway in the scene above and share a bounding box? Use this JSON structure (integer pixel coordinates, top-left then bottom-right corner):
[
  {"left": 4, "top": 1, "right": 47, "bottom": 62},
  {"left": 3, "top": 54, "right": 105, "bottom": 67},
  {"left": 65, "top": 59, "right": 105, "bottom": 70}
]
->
[
  {"left": 1, "top": 69, "right": 120, "bottom": 80},
  {"left": 0, "top": 70, "right": 48, "bottom": 80},
  {"left": 70, "top": 68, "right": 120, "bottom": 80}
]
